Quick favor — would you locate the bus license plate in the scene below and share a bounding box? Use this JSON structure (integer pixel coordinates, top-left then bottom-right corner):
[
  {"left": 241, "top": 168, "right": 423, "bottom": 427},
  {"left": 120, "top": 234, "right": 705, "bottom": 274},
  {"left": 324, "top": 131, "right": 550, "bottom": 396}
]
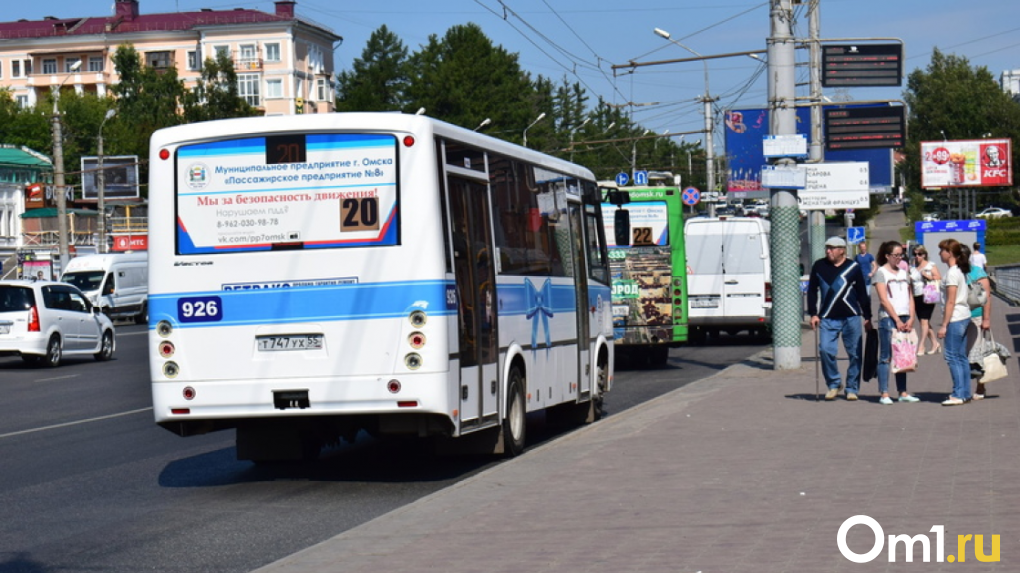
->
[
  {"left": 0, "top": 323, "right": 10, "bottom": 335},
  {"left": 256, "top": 335, "right": 323, "bottom": 351},
  {"left": 690, "top": 298, "right": 719, "bottom": 309}
]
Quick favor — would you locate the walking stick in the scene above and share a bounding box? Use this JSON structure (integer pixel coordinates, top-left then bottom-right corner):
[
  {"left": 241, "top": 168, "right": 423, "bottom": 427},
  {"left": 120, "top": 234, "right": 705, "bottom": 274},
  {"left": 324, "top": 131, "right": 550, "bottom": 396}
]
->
[{"left": 814, "top": 325, "right": 820, "bottom": 401}]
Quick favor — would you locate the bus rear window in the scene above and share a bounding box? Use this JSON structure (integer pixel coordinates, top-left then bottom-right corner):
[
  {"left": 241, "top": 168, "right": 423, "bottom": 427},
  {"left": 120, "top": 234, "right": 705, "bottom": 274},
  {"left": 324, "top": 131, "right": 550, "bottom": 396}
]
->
[
  {"left": 174, "top": 133, "right": 399, "bottom": 255},
  {"left": 602, "top": 201, "right": 669, "bottom": 248}
]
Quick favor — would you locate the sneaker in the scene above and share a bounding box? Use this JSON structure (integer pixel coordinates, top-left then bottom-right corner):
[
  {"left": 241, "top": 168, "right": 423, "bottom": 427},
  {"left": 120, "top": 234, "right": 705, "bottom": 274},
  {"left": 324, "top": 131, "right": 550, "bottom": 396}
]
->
[
  {"left": 879, "top": 396, "right": 894, "bottom": 405},
  {"left": 897, "top": 395, "right": 920, "bottom": 403},
  {"left": 846, "top": 393, "right": 859, "bottom": 401},
  {"left": 825, "top": 388, "right": 839, "bottom": 401},
  {"left": 941, "top": 397, "right": 965, "bottom": 406}
]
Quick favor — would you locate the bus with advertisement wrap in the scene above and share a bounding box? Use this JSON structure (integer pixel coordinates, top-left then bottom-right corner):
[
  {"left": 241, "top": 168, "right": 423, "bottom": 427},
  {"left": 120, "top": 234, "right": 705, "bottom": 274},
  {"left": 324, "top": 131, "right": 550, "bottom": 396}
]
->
[
  {"left": 147, "top": 113, "right": 614, "bottom": 462},
  {"left": 600, "top": 183, "right": 688, "bottom": 365}
]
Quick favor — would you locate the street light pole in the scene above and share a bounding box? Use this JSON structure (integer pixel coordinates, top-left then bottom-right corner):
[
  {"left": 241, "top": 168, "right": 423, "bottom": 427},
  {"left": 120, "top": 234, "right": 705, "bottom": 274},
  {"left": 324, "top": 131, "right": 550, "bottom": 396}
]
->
[
  {"left": 97, "top": 108, "right": 116, "bottom": 254},
  {"left": 654, "top": 28, "right": 715, "bottom": 195},
  {"left": 51, "top": 59, "right": 82, "bottom": 271},
  {"left": 523, "top": 112, "right": 546, "bottom": 148},
  {"left": 569, "top": 117, "right": 590, "bottom": 162}
]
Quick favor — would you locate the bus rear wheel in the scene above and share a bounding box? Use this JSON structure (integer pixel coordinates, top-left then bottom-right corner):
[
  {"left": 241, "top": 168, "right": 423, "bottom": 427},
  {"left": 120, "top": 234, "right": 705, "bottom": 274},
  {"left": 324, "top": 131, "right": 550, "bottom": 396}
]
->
[{"left": 502, "top": 367, "right": 526, "bottom": 457}]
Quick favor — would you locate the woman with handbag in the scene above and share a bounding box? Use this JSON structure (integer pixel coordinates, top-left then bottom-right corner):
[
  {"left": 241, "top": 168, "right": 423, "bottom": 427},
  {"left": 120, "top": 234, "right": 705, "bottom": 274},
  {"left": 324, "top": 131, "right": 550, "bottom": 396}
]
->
[
  {"left": 960, "top": 244, "right": 994, "bottom": 399},
  {"left": 937, "top": 239, "right": 973, "bottom": 406},
  {"left": 910, "top": 246, "right": 941, "bottom": 355},
  {"left": 874, "top": 241, "right": 920, "bottom": 405}
]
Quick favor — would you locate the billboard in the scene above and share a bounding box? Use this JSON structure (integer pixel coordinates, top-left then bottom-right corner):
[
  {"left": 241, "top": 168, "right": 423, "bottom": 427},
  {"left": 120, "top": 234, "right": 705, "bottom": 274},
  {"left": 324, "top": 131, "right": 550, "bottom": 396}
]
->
[
  {"left": 920, "top": 139, "right": 1012, "bottom": 188},
  {"left": 725, "top": 106, "right": 894, "bottom": 197},
  {"left": 822, "top": 44, "right": 903, "bottom": 87},
  {"left": 80, "top": 155, "right": 140, "bottom": 200},
  {"left": 824, "top": 105, "right": 905, "bottom": 151}
]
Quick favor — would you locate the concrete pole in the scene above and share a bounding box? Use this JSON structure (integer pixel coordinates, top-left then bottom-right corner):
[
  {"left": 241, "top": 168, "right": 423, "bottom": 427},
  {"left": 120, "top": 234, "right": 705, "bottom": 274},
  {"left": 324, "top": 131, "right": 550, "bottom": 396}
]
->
[
  {"left": 51, "top": 101, "right": 71, "bottom": 272},
  {"left": 807, "top": 0, "right": 827, "bottom": 268},
  {"left": 769, "top": 0, "right": 802, "bottom": 369}
]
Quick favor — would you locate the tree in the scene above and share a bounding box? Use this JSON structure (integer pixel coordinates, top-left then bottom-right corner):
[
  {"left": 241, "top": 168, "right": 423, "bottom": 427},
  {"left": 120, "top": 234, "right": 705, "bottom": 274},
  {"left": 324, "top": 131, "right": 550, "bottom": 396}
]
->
[
  {"left": 901, "top": 49, "right": 1020, "bottom": 216},
  {"left": 404, "top": 23, "right": 535, "bottom": 136},
  {"left": 183, "top": 52, "right": 259, "bottom": 122},
  {"left": 336, "top": 24, "right": 409, "bottom": 112}
]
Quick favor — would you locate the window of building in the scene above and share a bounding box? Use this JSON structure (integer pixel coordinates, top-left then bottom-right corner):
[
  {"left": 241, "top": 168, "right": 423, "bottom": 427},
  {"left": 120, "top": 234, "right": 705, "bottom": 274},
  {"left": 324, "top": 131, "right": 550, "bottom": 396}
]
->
[
  {"left": 23, "top": 60, "right": 31, "bottom": 75},
  {"left": 316, "top": 77, "right": 329, "bottom": 101},
  {"left": 64, "top": 57, "right": 81, "bottom": 73},
  {"left": 265, "top": 79, "right": 283, "bottom": 99},
  {"left": 264, "top": 43, "right": 281, "bottom": 63},
  {"left": 214, "top": 45, "right": 231, "bottom": 59},
  {"left": 42, "top": 59, "right": 57, "bottom": 74},
  {"left": 12, "top": 60, "right": 20, "bottom": 78},
  {"left": 88, "top": 56, "right": 104, "bottom": 72},
  {"left": 187, "top": 51, "right": 200, "bottom": 71},
  {"left": 237, "top": 73, "right": 260, "bottom": 106},
  {"left": 0, "top": 61, "right": 3, "bottom": 79},
  {"left": 15, "top": 95, "right": 29, "bottom": 108},
  {"left": 145, "top": 51, "right": 173, "bottom": 70}
]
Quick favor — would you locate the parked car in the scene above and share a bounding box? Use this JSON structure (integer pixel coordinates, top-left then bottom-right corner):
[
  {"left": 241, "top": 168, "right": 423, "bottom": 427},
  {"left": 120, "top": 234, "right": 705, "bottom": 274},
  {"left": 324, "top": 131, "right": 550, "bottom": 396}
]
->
[
  {"left": 922, "top": 213, "right": 940, "bottom": 222},
  {"left": 0, "top": 280, "right": 115, "bottom": 366},
  {"left": 973, "top": 207, "right": 1011, "bottom": 219}
]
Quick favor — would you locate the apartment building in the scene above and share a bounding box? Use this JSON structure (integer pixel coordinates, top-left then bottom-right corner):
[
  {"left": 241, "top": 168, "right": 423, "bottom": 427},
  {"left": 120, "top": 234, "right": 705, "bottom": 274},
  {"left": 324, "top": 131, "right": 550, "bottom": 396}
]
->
[{"left": 0, "top": 0, "right": 341, "bottom": 115}]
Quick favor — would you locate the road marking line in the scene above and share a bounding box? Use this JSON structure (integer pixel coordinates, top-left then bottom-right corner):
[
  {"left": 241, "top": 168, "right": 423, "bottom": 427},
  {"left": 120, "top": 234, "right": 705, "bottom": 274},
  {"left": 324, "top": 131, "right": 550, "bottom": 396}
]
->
[{"left": 0, "top": 407, "right": 153, "bottom": 439}]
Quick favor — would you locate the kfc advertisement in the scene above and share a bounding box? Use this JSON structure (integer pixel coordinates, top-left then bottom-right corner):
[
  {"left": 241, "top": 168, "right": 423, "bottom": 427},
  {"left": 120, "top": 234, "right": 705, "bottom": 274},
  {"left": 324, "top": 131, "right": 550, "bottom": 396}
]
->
[{"left": 921, "top": 139, "right": 1012, "bottom": 188}]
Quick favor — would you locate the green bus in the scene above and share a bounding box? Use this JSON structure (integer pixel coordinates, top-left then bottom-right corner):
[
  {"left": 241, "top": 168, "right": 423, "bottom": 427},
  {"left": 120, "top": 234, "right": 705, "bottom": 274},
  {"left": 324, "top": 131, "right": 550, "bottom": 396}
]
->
[{"left": 601, "top": 184, "right": 689, "bottom": 365}]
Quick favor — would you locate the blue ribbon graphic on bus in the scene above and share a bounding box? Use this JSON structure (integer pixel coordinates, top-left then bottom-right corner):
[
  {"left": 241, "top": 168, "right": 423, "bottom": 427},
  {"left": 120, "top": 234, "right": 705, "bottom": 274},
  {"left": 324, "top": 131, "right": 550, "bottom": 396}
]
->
[{"left": 524, "top": 277, "right": 554, "bottom": 350}]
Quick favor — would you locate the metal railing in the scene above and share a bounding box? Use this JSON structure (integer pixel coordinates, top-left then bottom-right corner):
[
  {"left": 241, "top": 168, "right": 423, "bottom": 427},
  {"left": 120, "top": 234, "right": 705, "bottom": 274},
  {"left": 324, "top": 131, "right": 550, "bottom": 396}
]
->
[{"left": 990, "top": 264, "right": 1020, "bottom": 306}]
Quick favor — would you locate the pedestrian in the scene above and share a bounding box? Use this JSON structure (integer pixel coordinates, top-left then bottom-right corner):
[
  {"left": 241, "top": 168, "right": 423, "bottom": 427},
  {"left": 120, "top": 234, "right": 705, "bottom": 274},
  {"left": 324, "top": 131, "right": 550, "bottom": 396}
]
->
[
  {"left": 808, "top": 236, "right": 873, "bottom": 401},
  {"left": 960, "top": 245, "right": 994, "bottom": 400},
  {"left": 910, "top": 246, "right": 941, "bottom": 355},
  {"left": 873, "top": 241, "right": 919, "bottom": 404},
  {"left": 855, "top": 241, "right": 877, "bottom": 296},
  {"left": 970, "top": 242, "right": 987, "bottom": 270},
  {"left": 936, "top": 239, "right": 972, "bottom": 406}
]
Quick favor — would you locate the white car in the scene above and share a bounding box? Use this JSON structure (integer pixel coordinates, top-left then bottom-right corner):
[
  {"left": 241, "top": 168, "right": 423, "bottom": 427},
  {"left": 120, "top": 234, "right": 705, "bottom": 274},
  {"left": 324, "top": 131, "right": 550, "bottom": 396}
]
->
[
  {"left": 922, "top": 213, "right": 940, "bottom": 222},
  {"left": 0, "top": 280, "right": 115, "bottom": 366},
  {"left": 974, "top": 207, "right": 1012, "bottom": 219}
]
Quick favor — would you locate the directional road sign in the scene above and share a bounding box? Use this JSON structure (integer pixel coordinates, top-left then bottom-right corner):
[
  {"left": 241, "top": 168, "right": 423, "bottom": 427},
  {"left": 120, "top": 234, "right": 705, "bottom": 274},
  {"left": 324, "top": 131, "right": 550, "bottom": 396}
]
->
[
  {"left": 634, "top": 170, "right": 648, "bottom": 186},
  {"left": 615, "top": 172, "right": 629, "bottom": 186},
  {"left": 847, "top": 226, "right": 866, "bottom": 245}
]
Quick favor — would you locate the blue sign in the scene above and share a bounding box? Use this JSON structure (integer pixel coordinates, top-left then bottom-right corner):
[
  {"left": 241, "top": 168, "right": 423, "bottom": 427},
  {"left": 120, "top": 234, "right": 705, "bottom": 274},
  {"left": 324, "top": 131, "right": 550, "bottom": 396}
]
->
[
  {"left": 847, "top": 226, "right": 866, "bottom": 245},
  {"left": 682, "top": 187, "right": 701, "bottom": 206},
  {"left": 725, "top": 107, "right": 893, "bottom": 196},
  {"left": 634, "top": 170, "right": 648, "bottom": 186},
  {"left": 615, "top": 172, "right": 629, "bottom": 186}
]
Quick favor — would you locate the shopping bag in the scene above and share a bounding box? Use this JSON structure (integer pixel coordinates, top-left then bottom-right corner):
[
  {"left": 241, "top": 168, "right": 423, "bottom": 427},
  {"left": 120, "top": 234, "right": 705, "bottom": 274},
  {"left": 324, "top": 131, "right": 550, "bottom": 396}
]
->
[
  {"left": 891, "top": 330, "right": 918, "bottom": 374},
  {"left": 967, "top": 278, "right": 988, "bottom": 310},
  {"left": 862, "top": 327, "right": 878, "bottom": 382},
  {"left": 922, "top": 281, "right": 940, "bottom": 304},
  {"left": 968, "top": 331, "right": 1010, "bottom": 383}
]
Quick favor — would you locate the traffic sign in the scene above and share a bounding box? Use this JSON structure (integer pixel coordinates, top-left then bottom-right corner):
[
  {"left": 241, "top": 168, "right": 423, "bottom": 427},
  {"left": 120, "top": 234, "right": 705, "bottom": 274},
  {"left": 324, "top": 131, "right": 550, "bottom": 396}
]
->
[
  {"left": 634, "top": 170, "right": 648, "bottom": 186},
  {"left": 615, "top": 172, "right": 629, "bottom": 186},
  {"left": 681, "top": 187, "right": 701, "bottom": 206},
  {"left": 847, "top": 226, "right": 866, "bottom": 245}
]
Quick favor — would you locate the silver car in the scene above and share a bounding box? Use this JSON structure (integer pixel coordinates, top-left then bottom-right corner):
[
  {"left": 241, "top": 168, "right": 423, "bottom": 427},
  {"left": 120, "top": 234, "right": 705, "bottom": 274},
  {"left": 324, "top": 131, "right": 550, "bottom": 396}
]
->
[{"left": 0, "top": 280, "right": 115, "bottom": 366}]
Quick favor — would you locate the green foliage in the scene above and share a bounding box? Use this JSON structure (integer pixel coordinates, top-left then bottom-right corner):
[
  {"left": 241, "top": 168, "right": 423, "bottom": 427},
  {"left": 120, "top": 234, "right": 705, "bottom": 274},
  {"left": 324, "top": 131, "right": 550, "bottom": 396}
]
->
[
  {"left": 182, "top": 52, "right": 260, "bottom": 123},
  {"left": 983, "top": 216, "right": 1020, "bottom": 247},
  {"left": 336, "top": 24, "right": 409, "bottom": 112}
]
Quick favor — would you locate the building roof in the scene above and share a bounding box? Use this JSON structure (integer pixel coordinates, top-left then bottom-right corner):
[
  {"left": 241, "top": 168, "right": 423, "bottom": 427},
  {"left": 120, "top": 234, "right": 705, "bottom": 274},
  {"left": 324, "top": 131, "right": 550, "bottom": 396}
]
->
[
  {"left": 0, "top": 146, "right": 52, "bottom": 169},
  {"left": 0, "top": 1, "right": 337, "bottom": 41}
]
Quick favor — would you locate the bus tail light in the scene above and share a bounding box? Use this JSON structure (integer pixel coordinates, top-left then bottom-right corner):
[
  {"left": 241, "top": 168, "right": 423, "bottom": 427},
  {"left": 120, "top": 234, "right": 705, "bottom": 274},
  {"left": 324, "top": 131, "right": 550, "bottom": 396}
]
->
[
  {"left": 409, "top": 310, "right": 427, "bottom": 327},
  {"left": 404, "top": 353, "right": 422, "bottom": 370},
  {"left": 182, "top": 386, "right": 196, "bottom": 400},
  {"left": 163, "top": 362, "right": 180, "bottom": 378},
  {"left": 408, "top": 332, "right": 426, "bottom": 349},
  {"left": 157, "top": 320, "right": 173, "bottom": 337},
  {"left": 403, "top": 135, "right": 415, "bottom": 147},
  {"left": 27, "top": 306, "right": 40, "bottom": 332},
  {"left": 158, "top": 341, "right": 175, "bottom": 358},
  {"left": 765, "top": 282, "right": 772, "bottom": 303},
  {"left": 387, "top": 379, "right": 401, "bottom": 393},
  {"left": 159, "top": 148, "right": 170, "bottom": 160}
]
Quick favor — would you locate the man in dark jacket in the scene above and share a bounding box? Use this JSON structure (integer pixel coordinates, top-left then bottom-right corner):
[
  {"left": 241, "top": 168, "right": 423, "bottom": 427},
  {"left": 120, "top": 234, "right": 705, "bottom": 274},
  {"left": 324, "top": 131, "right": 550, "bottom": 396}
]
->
[{"left": 808, "top": 236, "right": 873, "bottom": 401}]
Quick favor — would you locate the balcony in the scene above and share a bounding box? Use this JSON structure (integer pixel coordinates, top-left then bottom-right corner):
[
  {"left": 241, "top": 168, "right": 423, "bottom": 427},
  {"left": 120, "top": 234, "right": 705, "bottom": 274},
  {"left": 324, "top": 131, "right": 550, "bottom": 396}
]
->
[{"left": 235, "top": 58, "right": 264, "bottom": 72}]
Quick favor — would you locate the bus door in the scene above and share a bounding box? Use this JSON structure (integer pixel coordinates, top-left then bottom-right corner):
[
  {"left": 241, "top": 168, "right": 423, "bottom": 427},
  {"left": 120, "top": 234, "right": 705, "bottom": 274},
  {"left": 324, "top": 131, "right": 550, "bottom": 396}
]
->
[
  {"left": 568, "top": 204, "right": 592, "bottom": 399},
  {"left": 447, "top": 173, "right": 499, "bottom": 428}
]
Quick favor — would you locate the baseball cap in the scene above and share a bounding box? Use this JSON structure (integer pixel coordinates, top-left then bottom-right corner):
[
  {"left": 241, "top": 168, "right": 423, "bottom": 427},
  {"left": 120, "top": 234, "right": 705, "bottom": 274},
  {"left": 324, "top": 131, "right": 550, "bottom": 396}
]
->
[{"left": 824, "top": 236, "right": 846, "bottom": 248}]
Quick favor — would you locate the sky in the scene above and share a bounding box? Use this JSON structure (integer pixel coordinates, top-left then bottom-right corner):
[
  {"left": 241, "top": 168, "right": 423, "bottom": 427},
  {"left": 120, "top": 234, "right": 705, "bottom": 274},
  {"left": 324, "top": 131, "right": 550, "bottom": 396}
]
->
[{"left": 8, "top": 0, "right": 1020, "bottom": 146}]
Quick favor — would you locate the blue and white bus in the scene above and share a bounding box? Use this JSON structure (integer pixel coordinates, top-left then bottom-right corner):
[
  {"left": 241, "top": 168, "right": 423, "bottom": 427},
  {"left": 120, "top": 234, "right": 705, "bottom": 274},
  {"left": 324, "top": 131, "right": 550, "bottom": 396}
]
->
[{"left": 148, "top": 113, "right": 614, "bottom": 461}]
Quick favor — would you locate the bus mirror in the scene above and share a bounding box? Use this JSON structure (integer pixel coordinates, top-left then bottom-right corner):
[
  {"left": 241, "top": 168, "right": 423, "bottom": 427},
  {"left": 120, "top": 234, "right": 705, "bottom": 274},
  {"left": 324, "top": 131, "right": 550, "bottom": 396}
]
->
[
  {"left": 614, "top": 209, "right": 631, "bottom": 246},
  {"left": 607, "top": 190, "right": 630, "bottom": 206}
]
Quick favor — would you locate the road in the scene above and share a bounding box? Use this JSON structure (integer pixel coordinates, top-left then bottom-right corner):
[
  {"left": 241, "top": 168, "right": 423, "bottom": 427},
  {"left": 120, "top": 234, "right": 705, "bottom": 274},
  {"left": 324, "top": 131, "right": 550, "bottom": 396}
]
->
[{"left": 0, "top": 325, "right": 765, "bottom": 573}]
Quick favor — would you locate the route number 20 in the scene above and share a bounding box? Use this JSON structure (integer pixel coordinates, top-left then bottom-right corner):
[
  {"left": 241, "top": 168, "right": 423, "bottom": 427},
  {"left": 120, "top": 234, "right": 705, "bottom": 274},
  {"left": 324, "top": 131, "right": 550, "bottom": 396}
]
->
[{"left": 340, "top": 197, "right": 380, "bottom": 231}]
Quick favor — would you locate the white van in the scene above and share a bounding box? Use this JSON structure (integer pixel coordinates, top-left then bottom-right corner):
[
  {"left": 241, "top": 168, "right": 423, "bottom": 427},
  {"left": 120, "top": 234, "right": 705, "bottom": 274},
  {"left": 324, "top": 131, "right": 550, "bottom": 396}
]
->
[
  {"left": 684, "top": 217, "right": 771, "bottom": 339},
  {"left": 61, "top": 252, "right": 148, "bottom": 324}
]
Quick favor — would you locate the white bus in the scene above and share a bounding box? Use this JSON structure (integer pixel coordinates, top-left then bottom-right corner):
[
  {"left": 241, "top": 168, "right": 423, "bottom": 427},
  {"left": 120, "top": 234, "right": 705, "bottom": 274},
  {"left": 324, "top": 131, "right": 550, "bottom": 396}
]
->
[{"left": 148, "top": 113, "right": 614, "bottom": 462}]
